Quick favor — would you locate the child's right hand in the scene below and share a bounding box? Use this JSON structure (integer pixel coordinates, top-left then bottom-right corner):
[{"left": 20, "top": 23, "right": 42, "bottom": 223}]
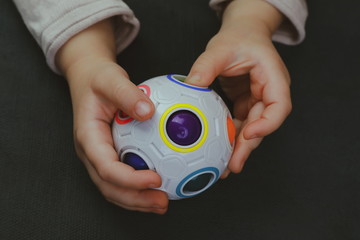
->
[{"left": 56, "top": 19, "right": 169, "bottom": 214}]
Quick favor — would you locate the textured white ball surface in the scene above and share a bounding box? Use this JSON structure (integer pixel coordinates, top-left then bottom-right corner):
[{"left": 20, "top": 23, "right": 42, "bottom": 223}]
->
[{"left": 112, "top": 74, "right": 235, "bottom": 200}]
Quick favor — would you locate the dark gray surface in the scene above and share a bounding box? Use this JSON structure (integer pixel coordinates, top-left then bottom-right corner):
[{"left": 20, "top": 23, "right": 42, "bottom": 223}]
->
[{"left": 1, "top": 0, "right": 360, "bottom": 239}]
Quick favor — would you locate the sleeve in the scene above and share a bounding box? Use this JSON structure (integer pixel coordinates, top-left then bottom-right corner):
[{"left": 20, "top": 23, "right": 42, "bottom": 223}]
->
[
  {"left": 209, "top": 0, "right": 308, "bottom": 45},
  {"left": 13, "top": 0, "right": 140, "bottom": 74}
]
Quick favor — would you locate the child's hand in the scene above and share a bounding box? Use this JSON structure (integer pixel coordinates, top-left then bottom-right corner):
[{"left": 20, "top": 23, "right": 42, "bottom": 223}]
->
[
  {"left": 56, "top": 20, "right": 168, "bottom": 214},
  {"left": 186, "top": 0, "right": 292, "bottom": 176}
]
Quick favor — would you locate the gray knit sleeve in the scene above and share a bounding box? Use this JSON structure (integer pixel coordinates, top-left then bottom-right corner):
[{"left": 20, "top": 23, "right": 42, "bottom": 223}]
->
[
  {"left": 209, "top": 0, "right": 308, "bottom": 45},
  {"left": 13, "top": 0, "right": 140, "bottom": 74}
]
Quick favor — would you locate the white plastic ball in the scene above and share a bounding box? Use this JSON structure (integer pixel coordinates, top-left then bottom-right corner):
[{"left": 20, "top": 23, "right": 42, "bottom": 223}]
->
[{"left": 112, "top": 74, "right": 235, "bottom": 200}]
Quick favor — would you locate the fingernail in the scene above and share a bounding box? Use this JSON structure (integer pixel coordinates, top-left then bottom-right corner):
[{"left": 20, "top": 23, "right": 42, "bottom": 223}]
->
[
  {"left": 221, "top": 170, "right": 230, "bottom": 179},
  {"left": 135, "top": 100, "right": 152, "bottom": 118},
  {"left": 151, "top": 205, "right": 162, "bottom": 209},
  {"left": 153, "top": 208, "right": 167, "bottom": 215},
  {"left": 186, "top": 74, "right": 201, "bottom": 84},
  {"left": 148, "top": 183, "right": 158, "bottom": 188}
]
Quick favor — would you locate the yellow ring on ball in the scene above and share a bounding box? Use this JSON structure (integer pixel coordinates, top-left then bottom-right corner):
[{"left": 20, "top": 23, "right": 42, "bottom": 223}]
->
[{"left": 159, "top": 103, "right": 208, "bottom": 153}]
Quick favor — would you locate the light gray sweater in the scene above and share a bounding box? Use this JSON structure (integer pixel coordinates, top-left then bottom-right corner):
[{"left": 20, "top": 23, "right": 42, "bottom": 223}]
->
[{"left": 13, "top": 0, "right": 308, "bottom": 73}]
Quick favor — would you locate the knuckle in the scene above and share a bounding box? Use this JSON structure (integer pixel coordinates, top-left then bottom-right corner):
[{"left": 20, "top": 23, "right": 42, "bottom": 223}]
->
[
  {"left": 247, "top": 141, "right": 257, "bottom": 151},
  {"left": 229, "top": 162, "right": 243, "bottom": 174},
  {"left": 101, "top": 189, "right": 113, "bottom": 201},
  {"left": 100, "top": 188, "right": 113, "bottom": 201},
  {"left": 73, "top": 127, "right": 86, "bottom": 143},
  {"left": 97, "top": 164, "right": 113, "bottom": 182},
  {"left": 232, "top": 166, "right": 242, "bottom": 174},
  {"left": 112, "top": 82, "right": 128, "bottom": 100},
  {"left": 73, "top": 141, "right": 85, "bottom": 162},
  {"left": 285, "top": 101, "right": 293, "bottom": 115}
]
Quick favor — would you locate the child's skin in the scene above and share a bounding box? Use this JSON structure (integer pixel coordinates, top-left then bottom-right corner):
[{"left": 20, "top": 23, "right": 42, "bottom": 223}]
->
[{"left": 56, "top": 0, "right": 291, "bottom": 214}]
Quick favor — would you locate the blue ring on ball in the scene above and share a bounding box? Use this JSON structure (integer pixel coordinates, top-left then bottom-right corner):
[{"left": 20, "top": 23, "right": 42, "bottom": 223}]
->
[
  {"left": 166, "top": 74, "right": 212, "bottom": 92},
  {"left": 176, "top": 167, "right": 220, "bottom": 198}
]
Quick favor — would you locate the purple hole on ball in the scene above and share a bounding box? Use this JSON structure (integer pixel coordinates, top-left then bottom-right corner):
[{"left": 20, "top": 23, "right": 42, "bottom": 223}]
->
[
  {"left": 166, "top": 110, "right": 202, "bottom": 146},
  {"left": 123, "top": 152, "right": 149, "bottom": 170}
]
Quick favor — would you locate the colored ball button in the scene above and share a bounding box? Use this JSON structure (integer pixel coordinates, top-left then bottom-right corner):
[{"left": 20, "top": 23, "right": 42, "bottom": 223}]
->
[
  {"left": 123, "top": 152, "right": 149, "bottom": 170},
  {"left": 166, "top": 110, "right": 202, "bottom": 146}
]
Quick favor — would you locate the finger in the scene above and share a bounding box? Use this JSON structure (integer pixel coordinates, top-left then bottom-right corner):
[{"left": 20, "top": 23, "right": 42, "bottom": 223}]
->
[
  {"left": 228, "top": 136, "right": 263, "bottom": 173},
  {"left": 84, "top": 160, "right": 168, "bottom": 214},
  {"left": 228, "top": 102, "right": 265, "bottom": 173},
  {"left": 75, "top": 118, "right": 162, "bottom": 190},
  {"left": 243, "top": 61, "right": 292, "bottom": 139},
  {"left": 185, "top": 47, "right": 233, "bottom": 87},
  {"left": 233, "top": 118, "right": 242, "bottom": 135},
  {"left": 108, "top": 200, "right": 168, "bottom": 215},
  {"left": 91, "top": 64, "right": 154, "bottom": 121},
  {"left": 220, "top": 168, "right": 231, "bottom": 179},
  {"left": 105, "top": 188, "right": 169, "bottom": 214}
]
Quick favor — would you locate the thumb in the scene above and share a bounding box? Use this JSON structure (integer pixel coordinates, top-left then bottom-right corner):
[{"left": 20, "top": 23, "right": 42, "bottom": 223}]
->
[
  {"left": 186, "top": 48, "right": 230, "bottom": 87},
  {"left": 92, "top": 65, "right": 155, "bottom": 121}
]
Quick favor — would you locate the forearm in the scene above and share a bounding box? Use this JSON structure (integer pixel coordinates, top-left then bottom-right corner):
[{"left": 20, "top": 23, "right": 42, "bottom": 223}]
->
[
  {"left": 220, "top": 0, "right": 284, "bottom": 38},
  {"left": 55, "top": 19, "right": 117, "bottom": 79}
]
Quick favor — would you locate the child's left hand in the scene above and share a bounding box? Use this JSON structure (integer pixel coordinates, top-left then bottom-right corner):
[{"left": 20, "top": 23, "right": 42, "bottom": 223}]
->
[{"left": 186, "top": 0, "right": 292, "bottom": 176}]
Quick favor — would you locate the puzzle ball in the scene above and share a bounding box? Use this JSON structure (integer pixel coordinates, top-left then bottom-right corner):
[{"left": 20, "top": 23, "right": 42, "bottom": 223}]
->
[{"left": 112, "top": 74, "right": 235, "bottom": 200}]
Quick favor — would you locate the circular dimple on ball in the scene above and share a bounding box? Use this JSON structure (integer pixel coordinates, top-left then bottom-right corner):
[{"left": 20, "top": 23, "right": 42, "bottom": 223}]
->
[
  {"left": 166, "top": 110, "right": 202, "bottom": 146},
  {"left": 183, "top": 172, "right": 214, "bottom": 193},
  {"left": 122, "top": 152, "right": 149, "bottom": 170}
]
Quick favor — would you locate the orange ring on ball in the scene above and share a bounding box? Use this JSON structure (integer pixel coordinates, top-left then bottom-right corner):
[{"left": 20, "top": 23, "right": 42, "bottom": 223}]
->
[{"left": 227, "top": 116, "right": 236, "bottom": 146}]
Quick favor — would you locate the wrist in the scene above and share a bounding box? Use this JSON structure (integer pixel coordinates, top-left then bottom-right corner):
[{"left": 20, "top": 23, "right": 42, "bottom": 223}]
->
[
  {"left": 55, "top": 18, "right": 117, "bottom": 78},
  {"left": 64, "top": 57, "right": 117, "bottom": 89},
  {"left": 221, "top": 0, "right": 284, "bottom": 38}
]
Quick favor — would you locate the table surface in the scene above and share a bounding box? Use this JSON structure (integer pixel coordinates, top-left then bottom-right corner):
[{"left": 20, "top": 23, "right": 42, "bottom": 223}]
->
[{"left": 1, "top": 1, "right": 360, "bottom": 239}]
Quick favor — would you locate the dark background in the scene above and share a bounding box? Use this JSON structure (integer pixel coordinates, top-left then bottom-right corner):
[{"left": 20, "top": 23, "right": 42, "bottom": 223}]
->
[{"left": 1, "top": 0, "right": 360, "bottom": 239}]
